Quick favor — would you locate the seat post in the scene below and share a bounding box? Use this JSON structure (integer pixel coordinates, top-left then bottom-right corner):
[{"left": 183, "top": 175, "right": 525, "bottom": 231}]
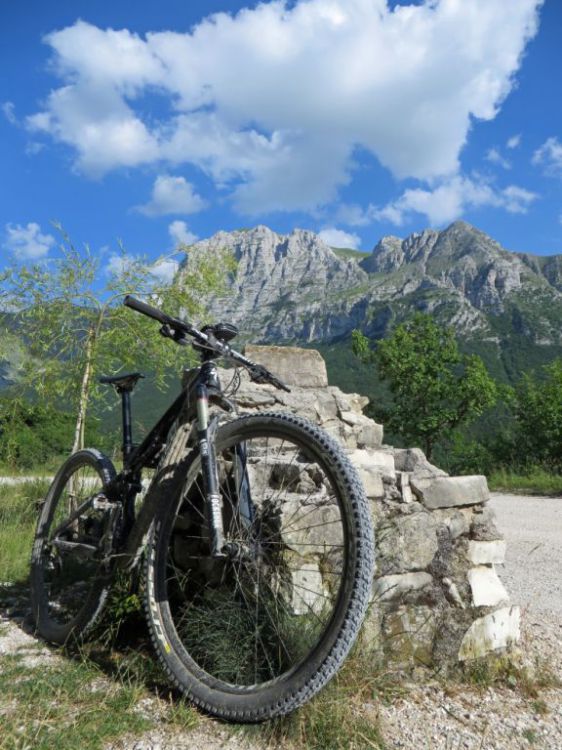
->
[{"left": 119, "top": 386, "right": 133, "bottom": 461}]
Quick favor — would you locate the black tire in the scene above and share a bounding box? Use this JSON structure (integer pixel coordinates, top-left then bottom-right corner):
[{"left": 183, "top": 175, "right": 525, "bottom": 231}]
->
[
  {"left": 30, "top": 449, "right": 117, "bottom": 645},
  {"left": 144, "top": 413, "right": 374, "bottom": 721}
]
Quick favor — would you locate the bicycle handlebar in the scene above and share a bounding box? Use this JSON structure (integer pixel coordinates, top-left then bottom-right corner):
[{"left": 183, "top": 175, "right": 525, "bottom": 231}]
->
[
  {"left": 124, "top": 295, "right": 171, "bottom": 325},
  {"left": 123, "top": 295, "right": 291, "bottom": 392}
]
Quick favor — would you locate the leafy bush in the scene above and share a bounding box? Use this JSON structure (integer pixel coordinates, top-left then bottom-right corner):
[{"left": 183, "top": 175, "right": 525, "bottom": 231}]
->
[{"left": 0, "top": 397, "right": 100, "bottom": 469}]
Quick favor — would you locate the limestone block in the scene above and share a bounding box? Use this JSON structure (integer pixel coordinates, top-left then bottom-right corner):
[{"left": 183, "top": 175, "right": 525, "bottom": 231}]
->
[
  {"left": 348, "top": 449, "right": 395, "bottom": 498},
  {"left": 432, "top": 508, "right": 472, "bottom": 539},
  {"left": 411, "top": 475, "right": 489, "bottom": 510},
  {"left": 350, "top": 449, "right": 395, "bottom": 478},
  {"left": 471, "top": 506, "right": 502, "bottom": 541},
  {"left": 290, "top": 562, "right": 327, "bottom": 616},
  {"left": 313, "top": 390, "right": 339, "bottom": 421},
  {"left": 468, "top": 566, "right": 509, "bottom": 607},
  {"left": 393, "top": 448, "right": 447, "bottom": 479},
  {"left": 397, "top": 472, "right": 414, "bottom": 503},
  {"left": 458, "top": 606, "right": 521, "bottom": 661},
  {"left": 244, "top": 344, "right": 328, "bottom": 388},
  {"left": 353, "top": 415, "right": 384, "bottom": 449},
  {"left": 373, "top": 572, "right": 433, "bottom": 601},
  {"left": 382, "top": 605, "right": 436, "bottom": 667},
  {"left": 468, "top": 540, "right": 506, "bottom": 565},
  {"left": 377, "top": 513, "right": 439, "bottom": 574},
  {"left": 330, "top": 388, "right": 369, "bottom": 415}
]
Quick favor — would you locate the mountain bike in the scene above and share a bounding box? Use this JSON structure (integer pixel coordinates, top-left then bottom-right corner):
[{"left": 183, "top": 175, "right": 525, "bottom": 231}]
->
[{"left": 30, "top": 295, "right": 374, "bottom": 721}]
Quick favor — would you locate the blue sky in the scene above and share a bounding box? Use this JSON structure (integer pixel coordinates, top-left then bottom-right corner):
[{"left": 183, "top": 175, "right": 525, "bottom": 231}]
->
[{"left": 1, "top": 0, "right": 561, "bottom": 271}]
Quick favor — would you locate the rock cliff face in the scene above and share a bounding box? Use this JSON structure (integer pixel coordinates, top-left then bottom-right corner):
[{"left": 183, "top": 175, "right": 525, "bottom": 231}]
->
[
  {"left": 181, "top": 221, "right": 562, "bottom": 356},
  {"left": 183, "top": 225, "right": 370, "bottom": 341},
  {"left": 227, "top": 346, "right": 520, "bottom": 669}
]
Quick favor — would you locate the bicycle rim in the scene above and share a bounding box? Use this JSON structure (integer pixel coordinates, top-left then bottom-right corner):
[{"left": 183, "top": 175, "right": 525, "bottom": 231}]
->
[{"left": 158, "top": 425, "right": 351, "bottom": 689}]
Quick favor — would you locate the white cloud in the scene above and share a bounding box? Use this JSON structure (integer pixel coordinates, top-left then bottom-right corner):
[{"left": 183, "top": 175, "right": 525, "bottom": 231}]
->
[
  {"left": 107, "top": 250, "right": 179, "bottom": 284},
  {"left": 318, "top": 227, "right": 361, "bottom": 250},
  {"left": 485, "top": 148, "right": 511, "bottom": 170},
  {"left": 26, "top": 2, "right": 542, "bottom": 213},
  {"left": 532, "top": 136, "right": 562, "bottom": 177},
  {"left": 168, "top": 220, "right": 198, "bottom": 246},
  {"left": 370, "top": 176, "right": 538, "bottom": 226},
  {"left": 136, "top": 175, "right": 207, "bottom": 216},
  {"left": 506, "top": 134, "right": 521, "bottom": 149},
  {"left": 4, "top": 222, "right": 56, "bottom": 260},
  {"left": 150, "top": 258, "right": 179, "bottom": 284},
  {"left": 2, "top": 101, "right": 17, "bottom": 125}
]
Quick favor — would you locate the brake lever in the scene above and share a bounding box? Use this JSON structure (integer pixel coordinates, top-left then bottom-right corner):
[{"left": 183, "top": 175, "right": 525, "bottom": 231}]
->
[
  {"left": 248, "top": 364, "right": 291, "bottom": 393},
  {"left": 159, "top": 324, "right": 189, "bottom": 346}
]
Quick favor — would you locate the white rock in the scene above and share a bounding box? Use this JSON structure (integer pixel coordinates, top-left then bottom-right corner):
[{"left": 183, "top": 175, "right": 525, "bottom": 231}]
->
[
  {"left": 350, "top": 448, "right": 395, "bottom": 479},
  {"left": 290, "top": 562, "right": 326, "bottom": 615},
  {"left": 468, "top": 566, "right": 509, "bottom": 607},
  {"left": 458, "top": 606, "right": 521, "bottom": 661},
  {"left": 468, "top": 540, "right": 506, "bottom": 565}
]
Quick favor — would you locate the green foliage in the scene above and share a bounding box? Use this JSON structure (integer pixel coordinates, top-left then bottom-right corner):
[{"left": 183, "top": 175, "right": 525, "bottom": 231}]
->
[
  {"left": 0, "top": 397, "right": 99, "bottom": 469},
  {"left": 511, "top": 358, "right": 562, "bottom": 472},
  {"left": 2, "top": 226, "right": 231, "bottom": 454},
  {"left": 353, "top": 314, "right": 498, "bottom": 458}
]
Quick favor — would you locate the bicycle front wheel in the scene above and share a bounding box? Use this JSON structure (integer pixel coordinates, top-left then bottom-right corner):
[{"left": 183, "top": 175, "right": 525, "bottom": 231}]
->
[{"left": 144, "top": 412, "right": 374, "bottom": 721}]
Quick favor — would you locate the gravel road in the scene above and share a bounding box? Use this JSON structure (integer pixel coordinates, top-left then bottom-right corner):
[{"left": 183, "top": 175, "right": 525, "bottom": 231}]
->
[{"left": 490, "top": 493, "right": 562, "bottom": 617}]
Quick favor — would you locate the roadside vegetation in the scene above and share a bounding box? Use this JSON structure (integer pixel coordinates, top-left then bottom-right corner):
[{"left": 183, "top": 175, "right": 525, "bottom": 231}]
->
[{"left": 353, "top": 315, "right": 562, "bottom": 494}]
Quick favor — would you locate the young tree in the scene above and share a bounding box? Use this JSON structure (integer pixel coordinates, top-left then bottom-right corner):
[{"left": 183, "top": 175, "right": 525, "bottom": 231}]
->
[
  {"left": 2, "top": 229, "right": 230, "bottom": 455},
  {"left": 512, "top": 358, "right": 562, "bottom": 472},
  {"left": 352, "top": 314, "right": 497, "bottom": 458}
]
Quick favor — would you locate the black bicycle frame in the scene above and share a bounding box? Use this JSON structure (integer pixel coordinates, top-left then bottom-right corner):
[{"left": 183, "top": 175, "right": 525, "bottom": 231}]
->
[{"left": 53, "top": 359, "right": 232, "bottom": 571}]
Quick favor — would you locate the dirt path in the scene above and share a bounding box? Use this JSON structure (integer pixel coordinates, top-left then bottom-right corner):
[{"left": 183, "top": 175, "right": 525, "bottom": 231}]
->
[{"left": 490, "top": 493, "right": 562, "bottom": 617}]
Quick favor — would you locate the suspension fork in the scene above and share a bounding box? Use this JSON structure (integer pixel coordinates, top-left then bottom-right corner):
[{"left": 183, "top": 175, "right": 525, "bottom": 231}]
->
[{"left": 196, "top": 383, "right": 226, "bottom": 557}]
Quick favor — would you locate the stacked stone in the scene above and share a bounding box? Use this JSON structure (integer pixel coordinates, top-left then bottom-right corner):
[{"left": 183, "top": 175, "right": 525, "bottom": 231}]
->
[{"left": 222, "top": 345, "right": 520, "bottom": 670}]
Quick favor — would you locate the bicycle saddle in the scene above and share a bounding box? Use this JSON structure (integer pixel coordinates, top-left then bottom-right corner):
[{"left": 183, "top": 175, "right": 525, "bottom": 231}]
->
[{"left": 99, "top": 372, "right": 145, "bottom": 391}]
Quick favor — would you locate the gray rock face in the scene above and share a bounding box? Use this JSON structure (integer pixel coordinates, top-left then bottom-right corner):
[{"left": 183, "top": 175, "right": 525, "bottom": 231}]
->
[
  {"left": 179, "top": 220, "right": 562, "bottom": 353},
  {"left": 181, "top": 225, "right": 369, "bottom": 342}
]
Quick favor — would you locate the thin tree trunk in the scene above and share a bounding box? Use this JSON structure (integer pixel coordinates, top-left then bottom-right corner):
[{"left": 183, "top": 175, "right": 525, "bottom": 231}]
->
[
  {"left": 72, "top": 329, "right": 94, "bottom": 455},
  {"left": 68, "top": 329, "right": 95, "bottom": 514}
]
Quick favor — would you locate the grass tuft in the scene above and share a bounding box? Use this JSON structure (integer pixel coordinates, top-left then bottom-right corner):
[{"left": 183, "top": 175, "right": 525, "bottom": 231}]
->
[
  {"left": 0, "top": 480, "right": 49, "bottom": 583},
  {"left": 488, "top": 468, "right": 562, "bottom": 496}
]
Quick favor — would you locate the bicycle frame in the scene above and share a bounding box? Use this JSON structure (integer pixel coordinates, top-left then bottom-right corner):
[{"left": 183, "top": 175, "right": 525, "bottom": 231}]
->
[{"left": 52, "top": 359, "right": 232, "bottom": 572}]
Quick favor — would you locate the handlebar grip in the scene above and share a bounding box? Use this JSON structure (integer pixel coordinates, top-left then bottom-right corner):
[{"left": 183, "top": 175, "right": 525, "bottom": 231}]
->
[{"left": 124, "top": 295, "right": 169, "bottom": 325}]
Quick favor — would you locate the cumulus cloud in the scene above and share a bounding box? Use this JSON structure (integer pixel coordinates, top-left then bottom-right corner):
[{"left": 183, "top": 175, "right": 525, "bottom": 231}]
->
[
  {"left": 485, "top": 148, "right": 511, "bottom": 170},
  {"left": 135, "top": 175, "right": 207, "bottom": 216},
  {"left": 506, "top": 134, "right": 522, "bottom": 149},
  {"left": 4, "top": 222, "right": 55, "bottom": 260},
  {"left": 532, "top": 137, "right": 562, "bottom": 177},
  {"left": 369, "top": 176, "right": 538, "bottom": 226},
  {"left": 318, "top": 227, "right": 361, "bottom": 250},
  {"left": 168, "top": 220, "right": 198, "bottom": 246},
  {"left": 26, "top": 1, "right": 541, "bottom": 213}
]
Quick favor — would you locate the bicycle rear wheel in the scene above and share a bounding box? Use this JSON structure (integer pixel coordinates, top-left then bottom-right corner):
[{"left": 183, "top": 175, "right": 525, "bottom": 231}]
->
[
  {"left": 144, "top": 412, "right": 374, "bottom": 721},
  {"left": 30, "top": 449, "right": 117, "bottom": 645}
]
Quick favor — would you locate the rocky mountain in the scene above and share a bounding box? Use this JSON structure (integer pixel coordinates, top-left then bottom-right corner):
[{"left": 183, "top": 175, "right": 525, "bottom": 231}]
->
[{"left": 182, "top": 221, "right": 562, "bottom": 380}]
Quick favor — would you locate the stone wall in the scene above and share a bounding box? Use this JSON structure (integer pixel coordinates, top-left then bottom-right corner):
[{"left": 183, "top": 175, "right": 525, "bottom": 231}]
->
[{"left": 229, "top": 345, "right": 520, "bottom": 671}]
